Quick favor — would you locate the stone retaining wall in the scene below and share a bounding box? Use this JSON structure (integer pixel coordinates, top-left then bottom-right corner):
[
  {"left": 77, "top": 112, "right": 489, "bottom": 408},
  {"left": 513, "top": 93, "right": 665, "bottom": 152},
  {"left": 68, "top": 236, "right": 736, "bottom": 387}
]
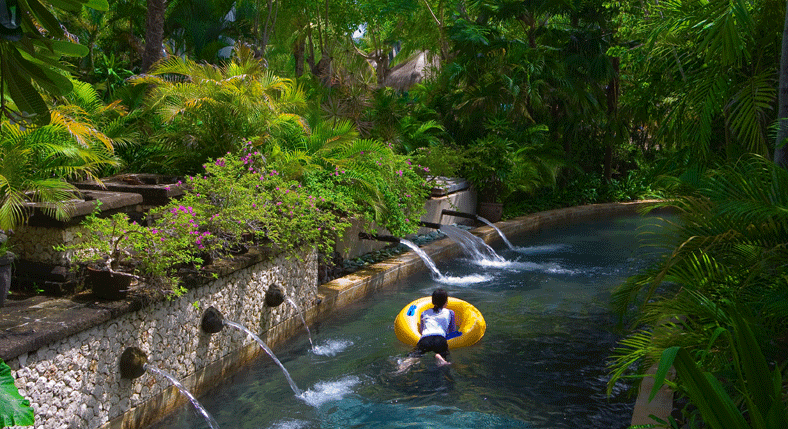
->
[{"left": 5, "top": 249, "right": 317, "bottom": 429}]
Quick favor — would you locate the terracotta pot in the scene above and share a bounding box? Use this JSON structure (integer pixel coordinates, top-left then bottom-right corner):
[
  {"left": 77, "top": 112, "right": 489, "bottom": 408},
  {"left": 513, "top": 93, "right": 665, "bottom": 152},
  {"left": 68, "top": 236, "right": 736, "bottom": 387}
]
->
[
  {"left": 0, "top": 252, "right": 14, "bottom": 308},
  {"left": 86, "top": 266, "right": 134, "bottom": 300},
  {"left": 477, "top": 202, "right": 503, "bottom": 223}
]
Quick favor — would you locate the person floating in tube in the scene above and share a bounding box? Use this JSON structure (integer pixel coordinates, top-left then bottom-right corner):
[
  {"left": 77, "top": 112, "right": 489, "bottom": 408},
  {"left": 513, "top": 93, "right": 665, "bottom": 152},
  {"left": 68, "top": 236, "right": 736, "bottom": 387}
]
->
[{"left": 397, "top": 288, "right": 456, "bottom": 372}]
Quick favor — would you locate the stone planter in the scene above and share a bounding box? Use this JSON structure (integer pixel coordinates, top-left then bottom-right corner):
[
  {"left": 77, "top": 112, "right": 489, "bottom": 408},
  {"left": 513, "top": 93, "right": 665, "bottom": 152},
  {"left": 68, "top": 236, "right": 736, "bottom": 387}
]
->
[
  {"left": 85, "top": 266, "right": 134, "bottom": 300},
  {"left": 477, "top": 202, "right": 503, "bottom": 223},
  {"left": 0, "top": 251, "right": 14, "bottom": 307}
]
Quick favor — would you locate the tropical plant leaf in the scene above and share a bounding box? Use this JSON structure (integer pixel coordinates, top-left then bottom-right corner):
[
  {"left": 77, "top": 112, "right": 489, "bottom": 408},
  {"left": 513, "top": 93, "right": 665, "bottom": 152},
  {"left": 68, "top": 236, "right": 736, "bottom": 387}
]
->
[{"left": 0, "top": 359, "right": 34, "bottom": 427}]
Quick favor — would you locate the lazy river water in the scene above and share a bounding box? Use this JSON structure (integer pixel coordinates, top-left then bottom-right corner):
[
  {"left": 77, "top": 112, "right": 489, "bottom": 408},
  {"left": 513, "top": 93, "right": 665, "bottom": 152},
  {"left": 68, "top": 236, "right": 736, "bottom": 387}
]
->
[{"left": 148, "top": 213, "right": 670, "bottom": 429}]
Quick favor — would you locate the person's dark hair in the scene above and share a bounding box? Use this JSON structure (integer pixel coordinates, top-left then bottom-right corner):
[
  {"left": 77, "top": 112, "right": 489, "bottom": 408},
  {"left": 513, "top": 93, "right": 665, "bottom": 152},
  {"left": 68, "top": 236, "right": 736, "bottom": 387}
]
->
[{"left": 432, "top": 288, "right": 448, "bottom": 310}]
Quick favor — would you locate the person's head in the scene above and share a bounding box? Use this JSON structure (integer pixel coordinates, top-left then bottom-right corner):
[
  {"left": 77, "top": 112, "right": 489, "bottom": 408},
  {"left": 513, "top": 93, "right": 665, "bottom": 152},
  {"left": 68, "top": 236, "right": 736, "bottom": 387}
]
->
[{"left": 432, "top": 288, "right": 448, "bottom": 309}]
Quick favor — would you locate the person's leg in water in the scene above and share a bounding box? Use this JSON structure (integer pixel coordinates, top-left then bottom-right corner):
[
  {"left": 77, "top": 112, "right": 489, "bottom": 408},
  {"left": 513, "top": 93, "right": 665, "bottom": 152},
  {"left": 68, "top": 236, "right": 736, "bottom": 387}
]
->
[
  {"left": 397, "top": 335, "right": 450, "bottom": 373},
  {"left": 395, "top": 348, "right": 422, "bottom": 374}
]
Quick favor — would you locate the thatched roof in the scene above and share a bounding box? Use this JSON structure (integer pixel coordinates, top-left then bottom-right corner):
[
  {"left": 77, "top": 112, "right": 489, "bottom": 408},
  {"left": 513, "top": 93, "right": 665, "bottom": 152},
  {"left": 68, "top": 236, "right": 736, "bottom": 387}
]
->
[{"left": 384, "top": 51, "right": 439, "bottom": 91}]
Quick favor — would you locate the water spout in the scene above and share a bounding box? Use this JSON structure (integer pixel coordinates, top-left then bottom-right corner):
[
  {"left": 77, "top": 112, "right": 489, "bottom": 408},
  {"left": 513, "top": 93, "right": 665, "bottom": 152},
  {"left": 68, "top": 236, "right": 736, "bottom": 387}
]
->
[
  {"left": 119, "top": 347, "right": 147, "bottom": 379},
  {"left": 145, "top": 364, "right": 220, "bottom": 429},
  {"left": 223, "top": 320, "right": 302, "bottom": 395},
  {"left": 285, "top": 296, "right": 314, "bottom": 350},
  {"left": 200, "top": 306, "right": 224, "bottom": 334},
  {"left": 358, "top": 232, "right": 400, "bottom": 243},
  {"left": 265, "top": 284, "right": 285, "bottom": 307},
  {"left": 439, "top": 225, "right": 505, "bottom": 263},
  {"left": 418, "top": 221, "right": 443, "bottom": 230},
  {"left": 476, "top": 216, "right": 514, "bottom": 250},
  {"left": 398, "top": 238, "right": 444, "bottom": 279},
  {"left": 441, "top": 209, "right": 479, "bottom": 221}
]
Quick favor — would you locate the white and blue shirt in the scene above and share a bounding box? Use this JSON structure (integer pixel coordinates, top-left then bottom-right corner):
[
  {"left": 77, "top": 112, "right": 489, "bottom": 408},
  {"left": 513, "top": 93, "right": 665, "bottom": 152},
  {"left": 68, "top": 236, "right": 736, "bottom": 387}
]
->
[{"left": 420, "top": 307, "right": 456, "bottom": 338}]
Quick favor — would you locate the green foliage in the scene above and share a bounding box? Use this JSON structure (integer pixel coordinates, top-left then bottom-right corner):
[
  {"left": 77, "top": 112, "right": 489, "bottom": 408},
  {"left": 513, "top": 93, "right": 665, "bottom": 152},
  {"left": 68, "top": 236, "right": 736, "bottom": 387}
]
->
[
  {"left": 0, "top": 0, "right": 108, "bottom": 124},
  {"left": 616, "top": 0, "right": 783, "bottom": 160},
  {"left": 648, "top": 310, "right": 788, "bottom": 429},
  {"left": 608, "top": 154, "right": 788, "bottom": 427},
  {"left": 169, "top": 143, "right": 351, "bottom": 257},
  {"left": 0, "top": 116, "right": 118, "bottom": 231},
  {"left": 61, "top": 202, "right": 206, "bottom": 297},
  {"left": 62, "top": 145, "right": 354, "bottom": 296},
  {"left": 0, "top": 358, "right": 34, "bottom": 427},
  {"left": 129, "top": 43, "right": 306, "bottom": 174}
]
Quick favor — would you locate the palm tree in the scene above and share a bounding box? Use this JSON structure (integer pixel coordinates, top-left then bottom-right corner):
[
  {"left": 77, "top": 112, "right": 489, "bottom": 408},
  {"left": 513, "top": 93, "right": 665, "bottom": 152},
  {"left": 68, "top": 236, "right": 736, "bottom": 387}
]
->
[
  {"left": 621, "top": 0, "right": 781, "bottom": 161},
  {"left": 131, "top": 43, "right": 307, "bottom": 173}
]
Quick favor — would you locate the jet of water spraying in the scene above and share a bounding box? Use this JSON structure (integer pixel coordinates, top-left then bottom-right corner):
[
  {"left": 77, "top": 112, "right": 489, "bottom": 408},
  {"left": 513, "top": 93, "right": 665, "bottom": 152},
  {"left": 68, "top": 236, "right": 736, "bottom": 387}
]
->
[
  {"left": 476, "top": 216, "right": 514, "bottom": 250},
  {"left": 285, "top": 296, "right": 315, "bottom": 350},
  {"left": 223, "top": 320, "right": 302, "bottom": 395},
  {"left": 439, "top": 225, "right": 505, "bottom": 263},
  {"left": 144, "top": 364, "right": 220, "bottom": 429}
]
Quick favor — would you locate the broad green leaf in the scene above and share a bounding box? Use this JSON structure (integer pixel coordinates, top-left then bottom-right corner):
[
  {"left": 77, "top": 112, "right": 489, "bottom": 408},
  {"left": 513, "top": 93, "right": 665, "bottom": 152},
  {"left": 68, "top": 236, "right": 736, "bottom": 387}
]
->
[
  {"left": 1, "top": 48, "right": 50, "bottom": 122},
  {"left": 731, "top": 311, "right": 772, "bottom": 420},
  {"left": 22, "top": 0, "right": 64, "bottom": 37},
  {"left": 49, "top": 40, "right": 89, "bottom": 57},
  {"left": 0, "top": 359, "right": 35, "bottom": 426},
  {"left": 84, "top": 0, "right": 108, "bottom": 11},
  {"left": 47, "top": 0, "right": 84, "bottom": 13},
  {"left": 672, "top": 348, "right": 749, "bottom": 429},
  {"left": 649, "top": 346, "right": 678, "bottom": 402},
  {"left": 11, "top": 48, "right": 71, "bottom": 96}
]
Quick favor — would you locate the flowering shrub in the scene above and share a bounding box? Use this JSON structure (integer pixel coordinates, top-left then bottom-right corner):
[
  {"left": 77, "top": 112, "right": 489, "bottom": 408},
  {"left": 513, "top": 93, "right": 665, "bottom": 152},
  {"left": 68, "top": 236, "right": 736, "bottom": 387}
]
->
[
  {"left": 62, "top": 139, "right": 430, "bottom": 297},
  {"left": 61, "top": 204, "right": 206, "bottom": 296},
  {"left": 158, "top": 143, "right": 351, "bottom": 259}
]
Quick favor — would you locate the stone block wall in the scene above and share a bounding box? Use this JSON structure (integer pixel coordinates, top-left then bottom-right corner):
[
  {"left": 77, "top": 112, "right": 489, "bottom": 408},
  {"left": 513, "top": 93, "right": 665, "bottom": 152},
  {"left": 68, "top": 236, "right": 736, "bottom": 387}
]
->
[{"left": 4, "top": 249, "right": 317, "bottom": 429}]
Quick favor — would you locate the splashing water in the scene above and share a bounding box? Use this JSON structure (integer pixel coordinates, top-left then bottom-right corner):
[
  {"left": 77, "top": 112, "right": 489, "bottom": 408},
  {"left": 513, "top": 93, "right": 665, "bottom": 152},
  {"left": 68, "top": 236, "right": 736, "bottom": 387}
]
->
[
  {"left": 477, "top": 216, "right": 514, "bottom": 250},
  {"left": 144, "top": 364, "right": 220, "bottom": 429},
  {"left": 514, "top": 244, "right": 569, "bottom": 254},
  {"left": 439, "top": 225, "right": 506, "bottom": 263},
  {"left": 223, "top": 320, "right": 302, "bottom": 395},
  {"left": 399, "top": 238, "right": 490, "bottom": 285},
  {"left": 399, "top": 238, "right": 443, "bottom": 278},
  {"left": 297, "top": 376, "right": 361, "bottom": 408},
  {"left": 312, "top": 339, "right": 353, "bottom": 356},
  {"left": 285, "top": 296, "right": 314, "bottom": 350}
]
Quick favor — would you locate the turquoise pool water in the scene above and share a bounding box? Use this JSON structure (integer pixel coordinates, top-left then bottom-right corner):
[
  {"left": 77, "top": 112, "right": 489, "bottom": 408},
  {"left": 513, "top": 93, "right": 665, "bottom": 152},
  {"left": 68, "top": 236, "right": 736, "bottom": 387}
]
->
[{"left": 148, "top": 213, "right": 669, "bottom": 429}]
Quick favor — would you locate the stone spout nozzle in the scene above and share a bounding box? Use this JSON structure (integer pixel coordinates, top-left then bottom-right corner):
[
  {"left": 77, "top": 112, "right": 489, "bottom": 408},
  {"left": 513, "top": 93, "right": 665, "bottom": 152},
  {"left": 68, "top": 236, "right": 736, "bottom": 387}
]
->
[
  {"left": 440, "top": 209, "right": 479, "bottom": 221},
  {"left": 119, "top": 347, "right": 148, "bottom": 379},
  {"left": 265, "top": 284, "right": 285, "bottom": 307},
  {"left": 358, "top": 232, "right": 400, "bottom": 243},
  {"left": 201, "top": 306, "right": 225, "bottom": 334}
]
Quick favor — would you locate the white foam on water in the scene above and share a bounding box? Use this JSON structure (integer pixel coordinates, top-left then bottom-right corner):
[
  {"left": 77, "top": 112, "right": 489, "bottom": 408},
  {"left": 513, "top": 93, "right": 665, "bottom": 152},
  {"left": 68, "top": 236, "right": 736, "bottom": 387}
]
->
[
  {"left": 297, "top": 376, "right": 361, "bottom": 408},
  {"left": 437, "top": 273, "right": 492, "bottom": 286},
  {"left": 267, "top": 419, "right": 311, "bottom": 429},
  {"left": 513, "top": 244, "right": 569, "bottom": 254},
  {"left": 311, "top": 339, "right": 353, "bottom": 356},
  {"left": 472, "top": 258, "right": 576, "bottom": 274}
]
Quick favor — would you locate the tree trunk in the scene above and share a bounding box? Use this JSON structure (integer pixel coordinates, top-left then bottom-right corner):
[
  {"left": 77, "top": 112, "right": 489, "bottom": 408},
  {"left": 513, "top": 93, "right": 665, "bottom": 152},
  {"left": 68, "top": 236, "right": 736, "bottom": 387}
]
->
[
  {"left": 141, "top": 0, "right": 166, "bottom": 73},
  {"left": 293, "top": 36, "right": 305, "bottom": 77},
  {"left": 604, "top": 57, "right": 620, "bottom": 182},
  {"left": 775, "top": 0, "right": 788, "bottom": 168}
]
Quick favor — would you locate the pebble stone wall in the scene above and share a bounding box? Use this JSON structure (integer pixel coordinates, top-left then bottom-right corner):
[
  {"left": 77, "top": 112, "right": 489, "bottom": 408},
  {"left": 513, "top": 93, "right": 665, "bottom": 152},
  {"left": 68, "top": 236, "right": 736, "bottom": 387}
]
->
[
  {"left": 5, "top": 249, "right": 318, "bottom": 429},
  {"left": 8, "top": 225, "right": 81, "bottom": 265}
]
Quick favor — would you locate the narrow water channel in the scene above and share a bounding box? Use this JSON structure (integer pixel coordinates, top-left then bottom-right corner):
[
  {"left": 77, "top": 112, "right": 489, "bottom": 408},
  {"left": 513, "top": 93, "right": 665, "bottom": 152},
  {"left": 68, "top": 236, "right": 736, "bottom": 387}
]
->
[{"left": 149, "top": 213, "right": 670, "bottom": 429}]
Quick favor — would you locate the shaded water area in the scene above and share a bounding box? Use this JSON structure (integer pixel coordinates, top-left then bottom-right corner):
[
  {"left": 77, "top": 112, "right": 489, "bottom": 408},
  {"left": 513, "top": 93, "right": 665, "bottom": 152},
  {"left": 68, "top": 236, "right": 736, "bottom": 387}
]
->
[{"left": 148, "top": 214, "right": 670, "bottom": 429}]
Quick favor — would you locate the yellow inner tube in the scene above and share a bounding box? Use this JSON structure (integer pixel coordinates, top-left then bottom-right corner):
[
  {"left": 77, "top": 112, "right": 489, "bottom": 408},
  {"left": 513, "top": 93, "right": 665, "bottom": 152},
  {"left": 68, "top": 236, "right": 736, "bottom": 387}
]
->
[{"left": 394, "top": 296, "right": 486, "bottom": 349}]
